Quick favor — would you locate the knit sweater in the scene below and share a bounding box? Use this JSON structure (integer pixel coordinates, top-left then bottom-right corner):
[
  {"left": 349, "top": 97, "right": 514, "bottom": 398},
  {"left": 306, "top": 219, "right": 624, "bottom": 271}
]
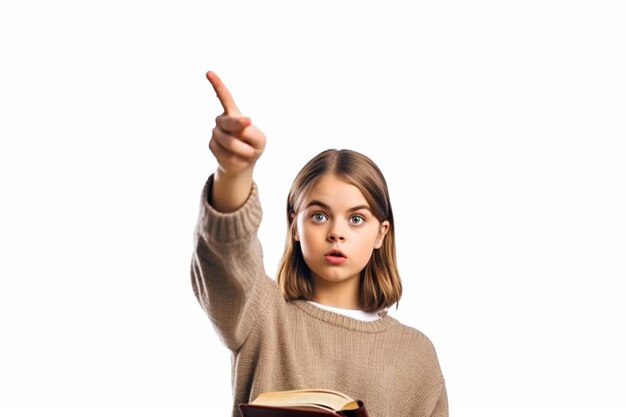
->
[{"left": 191, "top": 175, "right": 448, "bottom": 417}]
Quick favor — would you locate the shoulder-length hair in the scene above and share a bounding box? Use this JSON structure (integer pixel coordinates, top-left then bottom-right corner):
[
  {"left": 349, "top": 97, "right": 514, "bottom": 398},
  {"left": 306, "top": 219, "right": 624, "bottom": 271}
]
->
[{"left": 276, "top": 148, "right": 402, "bottom": 313}]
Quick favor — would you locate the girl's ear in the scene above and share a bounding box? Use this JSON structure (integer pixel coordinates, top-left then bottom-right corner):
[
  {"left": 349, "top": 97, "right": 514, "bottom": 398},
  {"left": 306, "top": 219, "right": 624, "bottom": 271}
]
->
[{"left": 374, "top": 220, "right": 390, "bottom": 249}]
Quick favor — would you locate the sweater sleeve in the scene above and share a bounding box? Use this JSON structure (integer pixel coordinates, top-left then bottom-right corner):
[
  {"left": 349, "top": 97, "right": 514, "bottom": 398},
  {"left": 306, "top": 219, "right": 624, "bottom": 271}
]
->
[
  {"left": 190, "top": 174, "right": 268, "bottom": 352},
  {"left": 429, "top": 381, "right": 449, "bottom": 417}
]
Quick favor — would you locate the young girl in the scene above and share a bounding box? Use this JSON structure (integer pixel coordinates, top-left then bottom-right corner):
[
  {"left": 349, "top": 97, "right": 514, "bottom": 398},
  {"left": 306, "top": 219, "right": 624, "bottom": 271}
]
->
[{"left": 191, "top": 71, "right": 448, "bottom": 417}]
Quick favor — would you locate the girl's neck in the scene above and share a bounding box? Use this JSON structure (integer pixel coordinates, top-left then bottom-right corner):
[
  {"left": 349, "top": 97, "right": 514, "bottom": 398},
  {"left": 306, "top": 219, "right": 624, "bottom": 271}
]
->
[{"left": 311, "top": 277, "right": 361, "bottom": 309}]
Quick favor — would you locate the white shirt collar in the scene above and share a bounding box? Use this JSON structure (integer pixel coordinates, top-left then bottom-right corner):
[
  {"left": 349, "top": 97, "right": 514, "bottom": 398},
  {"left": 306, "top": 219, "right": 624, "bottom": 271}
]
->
[{"left": 307, "top": 301, "right": 381, "bottom": 322}]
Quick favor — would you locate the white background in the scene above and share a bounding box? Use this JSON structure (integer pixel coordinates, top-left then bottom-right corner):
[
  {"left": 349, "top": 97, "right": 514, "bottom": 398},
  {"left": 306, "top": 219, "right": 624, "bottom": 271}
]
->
[{"left": 1, "top": 1, "right": 625, "bottom": 416}]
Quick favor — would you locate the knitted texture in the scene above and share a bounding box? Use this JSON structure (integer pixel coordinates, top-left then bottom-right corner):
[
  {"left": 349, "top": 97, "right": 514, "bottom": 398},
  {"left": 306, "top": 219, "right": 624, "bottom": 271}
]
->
[{"left": 191, "top": 175, "right": 448, "bottom": 417}]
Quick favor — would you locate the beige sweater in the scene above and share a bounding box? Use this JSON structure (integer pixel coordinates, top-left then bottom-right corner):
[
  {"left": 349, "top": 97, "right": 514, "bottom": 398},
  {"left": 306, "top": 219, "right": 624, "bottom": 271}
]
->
[{"left": 191, "top": 176, "right": 448, "bottom": 417}]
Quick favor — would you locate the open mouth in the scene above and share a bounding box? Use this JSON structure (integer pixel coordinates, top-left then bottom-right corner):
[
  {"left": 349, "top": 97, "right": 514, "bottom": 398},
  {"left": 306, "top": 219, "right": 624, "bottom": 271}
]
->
[
  {"left": 325, "top": 249, "right": 346, "bottom": 258},
  {"left": 324, "top": 249, "right": 347, "bottom": 265}
]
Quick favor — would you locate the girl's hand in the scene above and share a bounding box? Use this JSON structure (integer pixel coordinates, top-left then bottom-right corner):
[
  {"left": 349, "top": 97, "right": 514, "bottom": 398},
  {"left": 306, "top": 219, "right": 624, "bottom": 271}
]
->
[
  {"left": 206, "top": 71, "right": 266, "bottom": 177},
  {"left": 205, "top": 71, "right": 265, "bottom": 212}
]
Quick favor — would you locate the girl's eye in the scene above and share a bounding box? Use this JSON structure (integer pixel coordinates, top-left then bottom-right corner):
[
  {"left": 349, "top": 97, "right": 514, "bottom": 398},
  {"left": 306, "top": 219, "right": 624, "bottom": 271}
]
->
[
  {"left": 349, "top": 215, "right": 365, "bottom": 225},
  {"left": 312, "top": 212, "right": 328, "bottom": 222}
]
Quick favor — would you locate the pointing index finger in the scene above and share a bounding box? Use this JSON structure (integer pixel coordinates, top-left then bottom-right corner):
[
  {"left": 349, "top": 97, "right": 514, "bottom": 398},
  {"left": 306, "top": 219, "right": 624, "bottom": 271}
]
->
[{"left": 206, "top": 71, "right": 241, "bottom": 116}]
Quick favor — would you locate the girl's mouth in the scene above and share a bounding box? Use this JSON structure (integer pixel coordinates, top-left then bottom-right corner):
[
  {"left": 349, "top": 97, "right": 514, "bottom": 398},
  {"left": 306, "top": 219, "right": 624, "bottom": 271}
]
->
[{"left": 324, "top": 250, "right": 347, "bottom": 265}]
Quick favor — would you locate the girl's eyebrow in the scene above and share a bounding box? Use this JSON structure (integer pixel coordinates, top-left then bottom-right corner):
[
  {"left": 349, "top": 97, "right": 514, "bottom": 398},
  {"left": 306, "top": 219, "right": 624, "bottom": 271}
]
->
[{"left": 305, "top": 200, "right": 373, "bottom": 213}]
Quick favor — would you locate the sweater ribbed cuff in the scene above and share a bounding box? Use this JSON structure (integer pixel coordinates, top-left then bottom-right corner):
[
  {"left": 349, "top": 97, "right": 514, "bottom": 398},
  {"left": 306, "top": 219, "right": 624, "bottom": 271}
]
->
[{"left": 196, "top": 174, "right": 263, "bottom": 243}]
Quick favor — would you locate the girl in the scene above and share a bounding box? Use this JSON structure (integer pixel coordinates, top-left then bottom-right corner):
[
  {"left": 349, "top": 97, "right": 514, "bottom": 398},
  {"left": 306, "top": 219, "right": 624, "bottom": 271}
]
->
[{"left": 191, "top": 71, "right": 448, "bottom": 417}]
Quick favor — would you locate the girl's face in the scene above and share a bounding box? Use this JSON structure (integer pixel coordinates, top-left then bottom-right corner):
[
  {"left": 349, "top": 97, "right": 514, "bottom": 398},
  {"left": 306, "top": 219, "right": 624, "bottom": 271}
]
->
[{"left": 294, "top": 173, "right": 389, "bottom": 308}]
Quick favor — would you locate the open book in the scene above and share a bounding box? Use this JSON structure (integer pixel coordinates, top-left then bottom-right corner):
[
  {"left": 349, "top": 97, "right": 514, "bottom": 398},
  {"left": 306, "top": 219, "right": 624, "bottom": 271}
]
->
[{"left": 239, "top": 388, "right": 369, "bottom": 417}]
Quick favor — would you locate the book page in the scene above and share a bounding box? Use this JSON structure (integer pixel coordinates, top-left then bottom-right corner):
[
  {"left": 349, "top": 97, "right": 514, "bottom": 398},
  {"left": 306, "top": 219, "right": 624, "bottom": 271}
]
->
[{"left": 251, "top": 388, "right": 360, "bottom": 411}]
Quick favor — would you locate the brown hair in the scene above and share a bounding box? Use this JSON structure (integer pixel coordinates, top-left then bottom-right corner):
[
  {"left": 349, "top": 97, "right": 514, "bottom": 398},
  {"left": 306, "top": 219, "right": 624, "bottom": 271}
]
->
[{"left": 276, "top": 149, "right": 402, "bottom": 313}]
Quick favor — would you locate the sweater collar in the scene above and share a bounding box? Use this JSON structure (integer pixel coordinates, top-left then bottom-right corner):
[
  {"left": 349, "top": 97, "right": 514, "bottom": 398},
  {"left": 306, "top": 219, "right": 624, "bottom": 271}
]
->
[
  {"left": 292, "top": 300, "right": 397, "bottom": 333},
  {"left": 306, "top": 301, "right": 381, "bottom": 322}
]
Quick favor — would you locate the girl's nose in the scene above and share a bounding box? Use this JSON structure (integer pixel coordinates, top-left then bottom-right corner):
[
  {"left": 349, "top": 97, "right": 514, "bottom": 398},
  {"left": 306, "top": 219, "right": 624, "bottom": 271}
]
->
[{"left": 327, "top": 231, "right": 345, "bottom": 242}]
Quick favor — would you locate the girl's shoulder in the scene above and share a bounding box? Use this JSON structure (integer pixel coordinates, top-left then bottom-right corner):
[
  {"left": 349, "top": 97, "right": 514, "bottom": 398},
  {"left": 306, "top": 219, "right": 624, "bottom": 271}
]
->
[{"left": 387, "top": 316, "right": 441, "bottom": 353}]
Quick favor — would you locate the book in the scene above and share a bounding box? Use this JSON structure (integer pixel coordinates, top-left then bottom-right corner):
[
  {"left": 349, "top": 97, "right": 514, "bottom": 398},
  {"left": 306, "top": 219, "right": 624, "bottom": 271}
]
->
[{"left": 239, "top": 388, "right": 369, "bottom": 417}]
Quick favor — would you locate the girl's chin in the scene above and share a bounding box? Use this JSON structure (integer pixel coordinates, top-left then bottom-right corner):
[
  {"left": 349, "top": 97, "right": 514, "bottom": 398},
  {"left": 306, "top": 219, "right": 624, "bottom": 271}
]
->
[{"left": 311, "top": 273, "right": 359, "bottom": 284}]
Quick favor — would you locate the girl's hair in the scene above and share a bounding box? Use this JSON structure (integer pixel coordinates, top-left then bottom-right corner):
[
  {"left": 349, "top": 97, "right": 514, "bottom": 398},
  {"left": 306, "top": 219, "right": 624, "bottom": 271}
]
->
[{"left": 276, "top": 149, "right": 402, "bottom": 313}]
